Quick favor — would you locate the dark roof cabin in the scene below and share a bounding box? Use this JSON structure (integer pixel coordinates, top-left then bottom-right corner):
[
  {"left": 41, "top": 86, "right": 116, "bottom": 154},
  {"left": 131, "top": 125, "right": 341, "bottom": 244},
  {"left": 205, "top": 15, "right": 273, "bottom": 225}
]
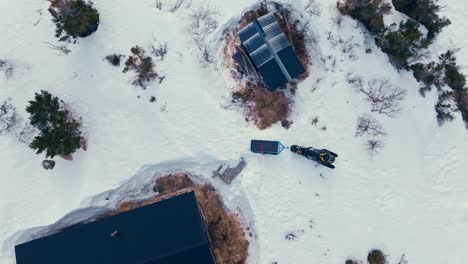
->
[
  {"left": 238, "top": 13, "right": 305, "bottom": 91},
  {"left": 15, "top": 191, "right": 216, "bottom": 264}
]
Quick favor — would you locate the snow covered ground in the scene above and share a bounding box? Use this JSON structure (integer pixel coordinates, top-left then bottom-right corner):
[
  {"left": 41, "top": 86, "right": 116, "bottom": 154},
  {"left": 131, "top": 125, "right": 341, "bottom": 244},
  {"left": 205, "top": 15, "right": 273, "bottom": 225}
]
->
[{"left": 0, "top": 0, "right": 467, "bottom": 263}]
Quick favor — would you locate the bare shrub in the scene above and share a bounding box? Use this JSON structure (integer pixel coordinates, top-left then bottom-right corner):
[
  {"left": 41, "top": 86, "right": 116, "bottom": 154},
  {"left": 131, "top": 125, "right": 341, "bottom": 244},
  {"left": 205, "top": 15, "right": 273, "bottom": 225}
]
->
[
  {"left": 123, "top": 46, "right": 158, "bottom": 88},
  {"left": 359, "top": 79, "right": 407, "bottom": 117},
  {"left": 105, "top": 54, "right": 124, "bottom": 66},
  {"left": 16, "top": 121, "right": 37, "bottom": 144},
  {"left": 155, "top": 0, "right": 163, "bottom": 10},
  {"left": 189, "top": 4, "right": 218, "bottom": 65},
  {"left": 398, "top": 254, "right": 408, "bottom": 264},
  {"left": 0, "top": 99, "right": 18, "bottom": 135},
  {"left": 150, "top": 39, "right": 168, "bottom": 61},
  {"left": 346, "top": 73, "right": 364, "bottom": 90},
  {"left": 355, "top": 114, "right": 386, "bottom": 137},
  {"left": 305, "top": 0, "right": 321, "bottom": 17},
  {"left": 153, "top": 174, "right": 249, "bottom": 264},
  {"left": 368, "top": 249, "right": 387, "bottom": 264},
  {"left": 169, "top": 0, "right": 191, "bottom": 12},
  {"left": 45, "top": 42, "right": 71, "bottom": 55},
  {"left": 0, "top": 59, "right": 15, "bottom": 79},
  {"left": 367, "top": 139, "right": 384, "bottom": 156}
]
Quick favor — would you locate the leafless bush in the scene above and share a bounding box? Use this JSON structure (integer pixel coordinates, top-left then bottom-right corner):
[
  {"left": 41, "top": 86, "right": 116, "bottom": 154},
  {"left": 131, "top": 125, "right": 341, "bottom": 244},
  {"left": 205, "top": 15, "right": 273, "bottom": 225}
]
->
[
  {"left": 355, "top": 114, "right": 386, "bottom": 137},
  {"left": 398, "top": 254, "right": 408, "bottom": 264},
  {"left": 332, "top": 13, "right": 343, "bottom": 26},
  {"left": 367, "top": 139, "right": 384, "bottom": 156},
  {"left": 189, "top": 4, "right": 218, "bottom": 65},
  {"left": 359, "top": 79, "right": 407, "bottom": 117},
  {"left": 305, "top": 0, "right": 321, "bottom": 16},
  {"left": 169, "top": 0, "right": 191, "bottom": 12},
  {"left": 150, "top": 39, "right": 168, "bottom": 61},
  {"left": 16, "top": 121, "right": 37, "bottom": 144},
  {"left": 346, "top": 73, "right": 364, "bottom": 90},
  {"left": 0, "top": 59, "right": 15, "bottom": 79},
  {"left": 0, "top": 99, "right": 18, "bottom": 135},
  {"left": 155, "top": 0, "right": 163, "bottom": 10},
  {"left": 45, "top": 42, "right": 71, "bottom": 56}
]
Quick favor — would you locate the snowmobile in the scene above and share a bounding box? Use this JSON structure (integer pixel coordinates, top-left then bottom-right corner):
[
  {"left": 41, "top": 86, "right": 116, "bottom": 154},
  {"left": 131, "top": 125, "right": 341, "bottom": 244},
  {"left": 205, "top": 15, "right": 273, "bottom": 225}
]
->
[{"left": 290, "top": 145, "right": 338, "bottom": 169}]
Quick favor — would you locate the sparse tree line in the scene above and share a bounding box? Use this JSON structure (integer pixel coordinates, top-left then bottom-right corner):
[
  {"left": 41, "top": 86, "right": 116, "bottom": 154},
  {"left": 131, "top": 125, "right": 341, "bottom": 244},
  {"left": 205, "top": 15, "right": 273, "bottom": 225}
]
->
[{"left": 337, "top": 0, "right": 468, "bottom": 128}]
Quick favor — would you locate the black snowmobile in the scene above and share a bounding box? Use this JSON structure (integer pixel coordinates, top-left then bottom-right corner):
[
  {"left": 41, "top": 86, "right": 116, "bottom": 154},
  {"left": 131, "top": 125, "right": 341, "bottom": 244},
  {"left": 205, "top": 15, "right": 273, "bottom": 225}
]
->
[{"left": 290, "top": 145, "right": 338, "bottom": 169}]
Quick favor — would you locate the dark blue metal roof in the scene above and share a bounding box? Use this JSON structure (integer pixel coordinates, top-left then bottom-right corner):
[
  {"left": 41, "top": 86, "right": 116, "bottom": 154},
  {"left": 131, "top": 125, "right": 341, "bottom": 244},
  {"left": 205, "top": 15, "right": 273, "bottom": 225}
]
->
[
  {"left": 238, "top": 13, "right": 305, "bottom": 91},
  {"left": 15, "top": 191, "right": 216, "bottom": 264}
]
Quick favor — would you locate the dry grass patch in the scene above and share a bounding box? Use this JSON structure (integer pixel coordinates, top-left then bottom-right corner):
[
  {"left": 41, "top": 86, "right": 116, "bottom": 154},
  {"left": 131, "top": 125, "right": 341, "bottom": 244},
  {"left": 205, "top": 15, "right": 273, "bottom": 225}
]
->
[{"left": 233, "top": 83, "right": 291, "bottom": 129}]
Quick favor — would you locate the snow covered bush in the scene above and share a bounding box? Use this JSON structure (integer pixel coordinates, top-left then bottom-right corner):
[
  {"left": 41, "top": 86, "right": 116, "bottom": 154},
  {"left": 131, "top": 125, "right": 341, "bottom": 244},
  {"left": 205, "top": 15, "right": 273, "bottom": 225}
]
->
[
  {"left": 49, "top": 0, "right": 100, "bottom": 42},
  {"left": 26, "top": 90, "right": 84, "bottom": 159},
  {"left": 105, "top": 54, "right": 124, "bottom": 66},
  {"left": 0, "top": 99, "right": 18, "bottom": 135},
  {"left": 355, "top": 114, "right": 386, "bottom": 137},
  {"left": 359, "top": 79, "right": 407, "bottom": 117},
  {"left": 0, "top": 59, "right": 15, "bottom": 79},
  {"left": 189, "top": 4, "right": 218, "bottom": 65},
  {"left": 337, "top": 0, "right": 391, "bottom": 33},
  {"left": 375, "top": 20, "right": 425, "bottom": 69},
  {"left": 368, "top": 249, "right": 387, "bottom": 264},
  {"left": 123, "top": 46, "right": 158, "bottom": 88},
  {"left": 392, "top": 0, "right": 451, "bottom": 41}
]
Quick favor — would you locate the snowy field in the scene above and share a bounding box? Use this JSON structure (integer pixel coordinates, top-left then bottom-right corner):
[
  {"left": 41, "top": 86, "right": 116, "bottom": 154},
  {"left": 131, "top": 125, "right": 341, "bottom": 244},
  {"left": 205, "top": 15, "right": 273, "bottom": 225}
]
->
[{"left": 1, "top": 0, "right": 467, "bottom": 263}]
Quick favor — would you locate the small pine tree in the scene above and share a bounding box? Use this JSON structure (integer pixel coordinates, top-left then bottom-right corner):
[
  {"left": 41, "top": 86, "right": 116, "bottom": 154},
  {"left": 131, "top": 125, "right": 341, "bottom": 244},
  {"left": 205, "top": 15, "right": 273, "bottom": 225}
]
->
[
  {"left": 337, "top": 0, "right": 392, "bottom": 33},
  {"left": 49, "top": 0, "right": 100, "bottom": 41},
  {"left": 392, "top": 0, "right": 451, "bottom": 40},
  {"left": 375, "top": 20, "right": 425, "bottom": 69},
  {"left": 410, "top": 61, "right": 444, "bottom": 95},
  {"left": 26, "top": 90, "right": 83, "bottom": 158}
]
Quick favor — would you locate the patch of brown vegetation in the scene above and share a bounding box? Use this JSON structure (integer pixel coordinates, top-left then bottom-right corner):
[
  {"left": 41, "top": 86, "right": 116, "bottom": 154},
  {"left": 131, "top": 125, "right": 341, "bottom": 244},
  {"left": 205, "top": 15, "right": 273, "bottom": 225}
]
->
[
  {"left": 107, "top": 173, "right": 250, "bottom": 264},
  {"left": 233, "top": 82, "right": 291, "bottom": 129},
  {"left": 223, "top": 2, "right": 310, "bottom": 130},
  {"left": 368, "top": 249, "right": 387, "bottom": 264}
]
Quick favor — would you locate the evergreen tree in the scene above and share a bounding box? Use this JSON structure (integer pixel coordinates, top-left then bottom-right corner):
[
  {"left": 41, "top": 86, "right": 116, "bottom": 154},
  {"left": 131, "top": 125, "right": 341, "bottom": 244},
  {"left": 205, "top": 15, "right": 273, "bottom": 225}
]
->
[
  {"left": 392, "top": 0, "right": 451, "bottom": 40},
  {"left": 375, "top": 20, "right": 424, "bottom": 69},
  {"left": 26, "top": 91, "right": 83, "bottom": 158},
  {"left": 337, "top": 0, "right": 392, "bottom": 33},
  {"left": 49, "top": 0, "right": 100, "bottom": 42}
]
